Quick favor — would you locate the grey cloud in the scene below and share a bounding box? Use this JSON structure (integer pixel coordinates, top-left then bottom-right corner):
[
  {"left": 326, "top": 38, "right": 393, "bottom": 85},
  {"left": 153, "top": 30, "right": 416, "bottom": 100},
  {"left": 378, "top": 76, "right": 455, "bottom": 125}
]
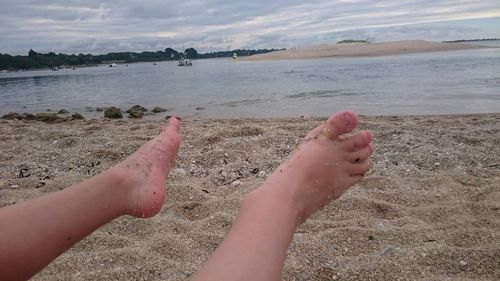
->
[{"left": 0, "top": 0, "right": 499, "bottom": 54}]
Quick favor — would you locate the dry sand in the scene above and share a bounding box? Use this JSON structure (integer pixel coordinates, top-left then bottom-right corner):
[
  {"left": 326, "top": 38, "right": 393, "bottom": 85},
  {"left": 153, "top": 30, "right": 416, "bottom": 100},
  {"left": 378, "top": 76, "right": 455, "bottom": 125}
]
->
[
  {"left": 243, "top": 40, "right": 486, "bottom": 61},
  {"left": 0, "top": 114, "right": 499, "bottom": 280}
]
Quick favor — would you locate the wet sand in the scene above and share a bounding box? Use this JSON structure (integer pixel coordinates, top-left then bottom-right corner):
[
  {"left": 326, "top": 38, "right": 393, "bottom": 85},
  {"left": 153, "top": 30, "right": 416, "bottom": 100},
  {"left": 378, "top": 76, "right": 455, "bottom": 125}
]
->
[
  {"left": 243, "top": 40, "right": 486, "bottom": 61},
  {"left": 0, "top": 114, "right": 499, "bottom": 280}
]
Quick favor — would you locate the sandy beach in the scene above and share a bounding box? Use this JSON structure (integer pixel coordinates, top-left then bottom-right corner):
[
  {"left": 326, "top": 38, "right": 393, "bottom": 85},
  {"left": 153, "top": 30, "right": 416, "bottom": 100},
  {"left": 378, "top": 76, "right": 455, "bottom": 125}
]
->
[
  {"left": 0, "top": 114, "right": 499, "bottom": 280},
  {"left": 243, "top": 40, "right": 486, "bottom": 61}
]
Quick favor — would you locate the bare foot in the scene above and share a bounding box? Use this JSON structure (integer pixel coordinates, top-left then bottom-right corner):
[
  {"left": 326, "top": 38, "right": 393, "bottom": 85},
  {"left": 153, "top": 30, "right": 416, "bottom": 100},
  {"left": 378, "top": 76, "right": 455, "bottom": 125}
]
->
[
  {"left": 114, "top": 117, "right": 181, "bottom": 218},
  {"left": 257, "top": 110, "right": 373, "bottom": 224}
]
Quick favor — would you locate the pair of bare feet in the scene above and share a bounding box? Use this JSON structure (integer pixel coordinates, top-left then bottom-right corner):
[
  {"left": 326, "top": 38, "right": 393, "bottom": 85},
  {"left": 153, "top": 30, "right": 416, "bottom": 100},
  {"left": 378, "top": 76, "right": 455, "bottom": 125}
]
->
[
  {"left": 0, "top": 110, "right": 373, "bottom": 281},
  {"left": 119, "top": 110, "right": 373, "bottom": 225}
]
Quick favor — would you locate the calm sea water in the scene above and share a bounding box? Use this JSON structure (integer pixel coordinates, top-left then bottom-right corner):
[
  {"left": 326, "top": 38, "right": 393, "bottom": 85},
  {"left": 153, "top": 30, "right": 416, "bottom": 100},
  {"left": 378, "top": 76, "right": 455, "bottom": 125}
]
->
[{"left": 1, "top": 43, "right": 499, "bottom": 118}]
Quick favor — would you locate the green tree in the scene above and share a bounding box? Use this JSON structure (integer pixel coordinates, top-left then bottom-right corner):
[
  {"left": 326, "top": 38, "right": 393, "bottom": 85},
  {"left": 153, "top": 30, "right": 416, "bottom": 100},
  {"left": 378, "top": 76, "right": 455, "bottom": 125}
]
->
[
  {"left": 184, "top": 48, "right": 198, "bottom": 59},
  {"left": 164, "top": 48, "right": 180, "bottom": 59},
  {"left": 28, "top": 49, "right": 38, "bottom": 57}
]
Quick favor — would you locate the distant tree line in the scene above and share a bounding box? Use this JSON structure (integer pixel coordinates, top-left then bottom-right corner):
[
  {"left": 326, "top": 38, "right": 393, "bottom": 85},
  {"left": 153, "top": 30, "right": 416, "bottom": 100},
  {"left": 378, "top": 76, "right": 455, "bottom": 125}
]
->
[
  {"left": 443, "top": 38, "right": 500, "bottom": 43},
  {"left": 0, "top": 47, "right": 283, "bottom": 70},
  {"left": 337, "top": 40, "right": 370, "bottom": 44}
]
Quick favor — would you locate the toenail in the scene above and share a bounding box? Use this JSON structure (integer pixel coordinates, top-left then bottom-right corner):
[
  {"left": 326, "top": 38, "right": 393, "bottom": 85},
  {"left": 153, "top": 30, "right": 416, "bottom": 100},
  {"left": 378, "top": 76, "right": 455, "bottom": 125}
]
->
[{"left": 342, "top": 113, "right": 354, "bottom": 126}]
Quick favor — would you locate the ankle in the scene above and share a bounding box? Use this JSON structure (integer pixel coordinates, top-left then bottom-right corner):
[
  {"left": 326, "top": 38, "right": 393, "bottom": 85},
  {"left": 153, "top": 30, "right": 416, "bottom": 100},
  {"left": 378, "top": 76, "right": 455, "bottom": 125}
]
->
[
  {"left": 243, "top": 182, "right": 305, "bottom": 228},
  {"left": 101, "top": 166, "right": 134, "bottom": 216}
]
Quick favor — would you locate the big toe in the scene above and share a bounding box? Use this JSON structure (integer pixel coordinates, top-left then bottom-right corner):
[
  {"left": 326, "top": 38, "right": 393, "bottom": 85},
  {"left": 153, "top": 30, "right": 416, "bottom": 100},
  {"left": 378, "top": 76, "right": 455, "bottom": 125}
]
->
[
  {"left": 321, "top": 110, "right": 358, "bottom": 139},
  {"left": 160, "top": 117, "right": 181, "bottom": 150}
]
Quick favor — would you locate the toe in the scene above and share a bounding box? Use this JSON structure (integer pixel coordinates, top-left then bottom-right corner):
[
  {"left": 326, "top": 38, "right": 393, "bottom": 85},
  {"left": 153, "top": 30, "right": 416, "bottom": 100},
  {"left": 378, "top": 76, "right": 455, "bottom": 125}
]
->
[
  {"left": 349, "top": 159, "right": 374, "bottom": 175},
  {"left": 348, "top": 143, "right": 373, "bottom": 163},
  {"left": 166, "top": 117, "right": 180, "bottom": 134},
  {"left": 320, "top": 110, "right": 358, "bottom": 139},
  {"left": 162, "top": 118, "right": 181, "bottom": 149},
  {"left": 343, "top": 130, "right": 372, "bottom": 151}
]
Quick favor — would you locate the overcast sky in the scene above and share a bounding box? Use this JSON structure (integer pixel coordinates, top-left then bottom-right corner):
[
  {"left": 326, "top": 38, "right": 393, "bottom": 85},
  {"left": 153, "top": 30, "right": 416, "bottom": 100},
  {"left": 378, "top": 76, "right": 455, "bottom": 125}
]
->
[{"left": 1, "top": 0, "right": 499, "bottom": 55}]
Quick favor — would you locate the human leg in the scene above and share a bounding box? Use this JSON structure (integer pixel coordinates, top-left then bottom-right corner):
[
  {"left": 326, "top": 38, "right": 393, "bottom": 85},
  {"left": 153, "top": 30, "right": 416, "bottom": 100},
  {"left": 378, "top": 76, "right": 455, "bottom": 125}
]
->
[
  {"left": 192, "top": 111, "right": 373, "bottom": 281},
  {"left": 0, "top": 118, "right": 180, "bottom": 281}
]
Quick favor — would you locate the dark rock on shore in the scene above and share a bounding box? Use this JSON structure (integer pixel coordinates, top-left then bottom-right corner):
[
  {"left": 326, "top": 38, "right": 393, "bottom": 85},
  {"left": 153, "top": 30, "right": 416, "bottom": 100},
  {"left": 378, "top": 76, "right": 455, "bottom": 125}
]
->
[
  {"left": 71, "top": 113, "right": 84, "bottom": 120},
  {"left": 128, "top": 110, "right": 144, "bottom": 118},
  {"left": 36, "top": 113, "right": 65, "bottom": 123},
  {"left": 126, "top": 105, "right": 148, "bottom": 113},
  {"left": 21, "top": 113, "right": 36, "bottom": 120},
  {"left": 104, "top": 107, "right": 123, "bottom": 118},
  {"left": 166, "top": 115, "right": 181, "bottom": 120},
  {"left": 96, "top": 107, "right": 104, "bottom": 112},
  {"left": 58, "top": 109, "right": 69, "bottom": 114},
  {"left": 2, "top": 112, "right": 39, "bottom": 121},
  {"left": 2, "top": 112, "right": 20, "bottom": 120},
  {"left": 152, "top": 107, "right": 167, "bottom": 113}
]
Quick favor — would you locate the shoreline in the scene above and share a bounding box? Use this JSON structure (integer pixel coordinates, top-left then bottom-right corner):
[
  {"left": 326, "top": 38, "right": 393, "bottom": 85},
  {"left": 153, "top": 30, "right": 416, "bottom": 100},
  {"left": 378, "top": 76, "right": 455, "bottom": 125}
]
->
[
  {"left": 243, "top": 40, "right": 488, "bottom": 61},
  {"left": 3, "top": 109, "right": 500, "bottom": 123}
]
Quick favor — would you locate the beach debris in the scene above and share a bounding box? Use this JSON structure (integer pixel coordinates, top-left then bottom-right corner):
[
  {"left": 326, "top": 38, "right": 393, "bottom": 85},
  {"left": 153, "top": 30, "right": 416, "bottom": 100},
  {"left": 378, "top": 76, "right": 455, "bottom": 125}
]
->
[
  {"left": 104, "top": 107, "right": 123, "bottom": 118},
  {"left": 459, "top": 260, "right": 467, "bottom": 266},
  {"left": 231, "top": 180, "right": 242, "bottom": 187},
  {"left": 195, "top": 107, "right": 205, "bottom": 110},
  {"left": 2, "top": 112, "right": 20, "bottom": 120},
  {"left": 17, "top": 167, "right": 31, "bottom": 178},
  {"left": 10, "top": 184, "right": 19, "bottom": 188},
  {"left": 36, "top": 113, "right": 64, "bottom": 123},
  {"left": 71, "top": 113, "right": 84, "bottom": 120},
  {"left": 152, "top": 107, "right": 167, "bottom": 113},
  {"left": 36, "top": 180, "right": 46, "bottom": 188},
  {"left": 58, "top": 109, "right": 69, "bottom": 114}
]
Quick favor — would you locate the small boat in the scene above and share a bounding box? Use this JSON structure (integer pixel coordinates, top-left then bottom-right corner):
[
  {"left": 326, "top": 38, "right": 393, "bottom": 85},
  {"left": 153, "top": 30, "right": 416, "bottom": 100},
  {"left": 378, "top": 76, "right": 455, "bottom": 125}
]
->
[
  {"left": 178, "top": 57, "right": 192, "bottom": 66},
  {"left": 109, "top": 63, "right": 117, "bottom": 67}
]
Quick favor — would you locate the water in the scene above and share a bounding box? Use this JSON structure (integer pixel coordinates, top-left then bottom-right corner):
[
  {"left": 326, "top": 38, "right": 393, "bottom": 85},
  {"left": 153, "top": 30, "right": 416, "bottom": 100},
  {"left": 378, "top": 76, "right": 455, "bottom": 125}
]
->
[{"left": 1, "top": 45, "right": 499, "bottom": 118}]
